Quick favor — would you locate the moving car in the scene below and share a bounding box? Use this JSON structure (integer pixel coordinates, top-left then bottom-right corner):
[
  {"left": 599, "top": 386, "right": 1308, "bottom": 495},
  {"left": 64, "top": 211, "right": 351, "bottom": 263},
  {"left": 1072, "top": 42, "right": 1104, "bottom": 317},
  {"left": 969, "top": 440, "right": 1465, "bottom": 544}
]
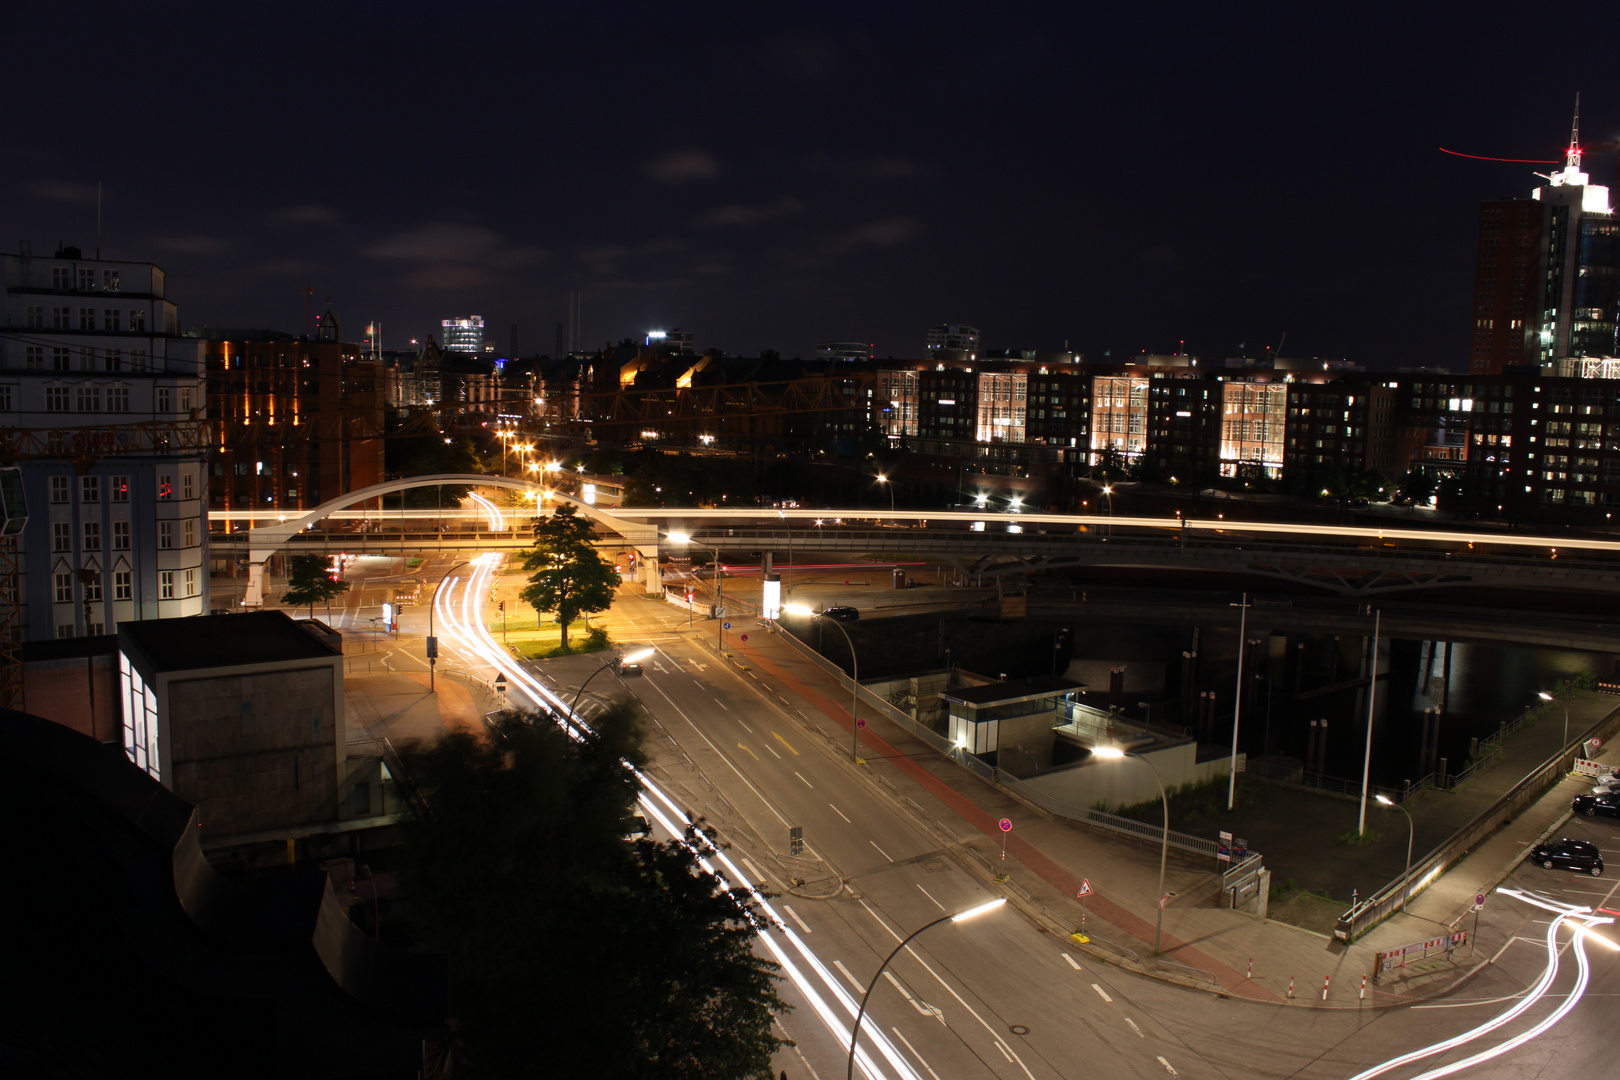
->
[
  {"left": 1572, "top": 791, "right": 1620, "bottom": 819},
  {"left": 1530, "top": 838, "right": 1604, "bottom": 875},
  {"left": 617, "top": 661, "right": 645, "bottom": 677},
  {"left": 820, "top": 606, "right": 860, "bottom": 622}
]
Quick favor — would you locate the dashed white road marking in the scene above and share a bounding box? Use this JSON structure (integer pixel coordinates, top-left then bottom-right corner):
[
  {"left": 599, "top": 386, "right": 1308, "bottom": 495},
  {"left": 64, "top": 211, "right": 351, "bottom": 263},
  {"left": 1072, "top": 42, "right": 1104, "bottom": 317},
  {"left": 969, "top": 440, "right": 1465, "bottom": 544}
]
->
[
  {"left": 871, "top": 841, "right": 893, "bottom": 861},
  {"left": 1061, "top": 953, "right": 1082, "bottom": 971},
  {"left": 994, "top": 1042, "right": 1013, "bottom": 1062},
  {"left": 782, "top": 905, "right": 812, "bottom": 934},
  {"left": 741, "top": 857, "right": 765, "bottom": 883},
  {"left": 715, "top": 700, "right": 728, "bottom": 710},
  {"left": 1125, "top": 1017, "right": 1144, "bottom": 1038},
  {"left": 738, "top": 718, "right": 753, "bottom": 732},
  {"left": 833, "top": 960, "right": 865, "bottom": 993},
  {"left": 830, "top": 803, "right": 852, "bottom": 823},
  {"left": 1092, "top": 983, "right": 1113, "bottom": 1003},
  {"left": 795, "top": 771, "right": 814, "bottom": 788},
  {"left": 916, "top": 885, "right": 946, "bottom": 911},
  {"left": 891, "top": 1027, "right": 942, "bottom": 1080},
  {"left": 1156, "top": 1056, "right": 1178, "bottom": 1076},
  {"left": 765, "top": 743, "right": 782, "bottom": 759}
]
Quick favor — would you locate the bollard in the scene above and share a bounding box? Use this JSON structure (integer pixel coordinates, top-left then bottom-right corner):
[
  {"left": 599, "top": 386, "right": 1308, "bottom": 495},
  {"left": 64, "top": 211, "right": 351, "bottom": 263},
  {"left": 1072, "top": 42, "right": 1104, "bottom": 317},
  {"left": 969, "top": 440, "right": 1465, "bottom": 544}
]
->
[
  {"left": 1321, "top": 974, "right": 1330, "bottom": 1001},
  {"left": 1247, "top": 957, "right": 1252, "bottom": 980},
  {"left": 1287, "top": 975, "right": 1295, "bottom": 999},
  {"left": 1359, "top": 974, "right": 1367, "bottom": 1000}
]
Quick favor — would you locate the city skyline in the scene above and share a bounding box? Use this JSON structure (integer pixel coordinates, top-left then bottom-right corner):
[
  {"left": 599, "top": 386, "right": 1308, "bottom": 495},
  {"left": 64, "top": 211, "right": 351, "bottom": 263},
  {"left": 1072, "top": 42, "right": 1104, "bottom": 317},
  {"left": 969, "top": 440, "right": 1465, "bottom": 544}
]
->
[{"left": 3, "top": 7, "right": 1615, "bottom": 368}]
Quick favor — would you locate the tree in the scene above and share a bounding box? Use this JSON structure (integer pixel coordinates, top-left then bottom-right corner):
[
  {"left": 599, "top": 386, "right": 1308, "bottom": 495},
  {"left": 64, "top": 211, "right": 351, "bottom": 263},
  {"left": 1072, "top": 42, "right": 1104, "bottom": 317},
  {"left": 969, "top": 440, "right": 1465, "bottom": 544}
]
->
[
  {"left": 281, "top": 553, "right": 350, "bottom": 618},
  {"left": 517, "top": 503, "right": 621, "bottom": 648},
  {"left": 397, "top": 706, "right": 790, "bottom": 1078},
  {"left": 1396, "top": 467, "right": 1436, "bottom": 509},
  {"left": 1094, "top": 445, "right": 1125, "bottom": 482}
]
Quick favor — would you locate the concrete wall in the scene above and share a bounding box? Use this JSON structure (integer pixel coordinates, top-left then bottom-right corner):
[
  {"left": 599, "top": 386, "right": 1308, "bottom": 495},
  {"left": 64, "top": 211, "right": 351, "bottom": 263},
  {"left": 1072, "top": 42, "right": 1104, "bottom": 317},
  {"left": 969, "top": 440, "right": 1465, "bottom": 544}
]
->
[
  {"left": 1018, "top": 739, "right": 1236, "bottom": 810},
  {"left": 22, "top": 655, "right": 120, "bottom": 742},
  {"left": 167, "top": 665, "right": 340, "bottom": 836}
]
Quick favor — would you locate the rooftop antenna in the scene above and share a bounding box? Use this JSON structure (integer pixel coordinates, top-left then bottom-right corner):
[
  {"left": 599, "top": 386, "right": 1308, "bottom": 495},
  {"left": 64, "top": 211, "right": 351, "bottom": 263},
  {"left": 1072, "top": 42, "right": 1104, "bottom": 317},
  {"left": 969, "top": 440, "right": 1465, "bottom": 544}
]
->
[{"left": 1566, "top": 92, "right": 1582, "bottom": 170}]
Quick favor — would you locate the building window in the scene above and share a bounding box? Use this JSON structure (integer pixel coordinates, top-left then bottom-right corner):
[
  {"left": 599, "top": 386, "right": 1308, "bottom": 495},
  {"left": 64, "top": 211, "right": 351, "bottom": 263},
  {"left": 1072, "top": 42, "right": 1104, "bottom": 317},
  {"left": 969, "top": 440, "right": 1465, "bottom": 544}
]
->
[
  {"left": 0, "top": 386, "right": 9, "bottom": 411},
  {"left": 26, "top": 305, "right": 44, "bottom": 328},
  {"left": 159, "top": 571, "right": 175, "bottom": 599},
  {"left": 158, "top": 474, "right": 172, "bottom": 500},
  {"left": 54, "top": 573, "right": 72, "bottom": 603},
  {"left": 130, "top": 348, "right": 147, "bottom": 371},
  {"left": 52, "top": 267, "right": 71, "bottom": 289},
  {"left": 52, "top": 307, "right": 69, "bottom": 329},
  {"left": 114, "top": 570, "right": 132, "bottom": 601},
  {"left": 113, "top": 520, "right": 130, "bottom": 550},
  {"left": 50, "top": 476, "right": 69, "bottom": 503},
  {"left": 111, "top": 475, "right": 129, "bottom": 502},
  {"left": 106, "top": 349, "right": 122, "bottom": 372},
  {"left": 180, "top": 387, "right": 192, "bottom": 413},
  {"left": 45, "top": 387, "right": 69, "bottom": 412},
  {"left": 103, "top": 269, "right": 120, "bottom": 292},
  {"left": 83, "top": 575, "right": 101, "bottom": 602},
  {"left": 81, "top": 476, "right": 99, "bottom": 503},
  {"left": 75, "top": 387, "right": 101, "bottom": 412},
  {"left": 103, "top": 309, "right": 120, "bottom": 331},
  {"left": 79, "top": 308, "right": 95, "bottom": 331},
  {"left": 77, "top": 268, "right": 95, "bottom": 291},
  {"left": 182, "top": 474, "right": 194, "bottom": 500},
  {"left": 52, "top": 522, "right": 70, "bottom": 552},
  {"left": 130, "top": 309, "right": 146, "bottom": 332},
  {"left": 184, "top": 567, "right": 197, "bottom": 596},
  {"left": 107, "top": 387, "right": 129, "bottom": 412},
  {"left": 25, "top": 346, "right": 42, "bottom": 370},
  {"left": 156, "top": 388, "right": 172, "bottom": 413},
  {"left": 83, "top": 521, "right": 100, "bottom": 551},
  {"left": 159, "top": 521, "right": 173, "bottom": 549},
  {"left": 52, "top": 347, "right": 70, "bottom": 371},
  {"left": 183, "top": 519, "right": 196, "bottom": 547},
  {"left": 79, "top": 348, "right": 94, "bottom": 372}
]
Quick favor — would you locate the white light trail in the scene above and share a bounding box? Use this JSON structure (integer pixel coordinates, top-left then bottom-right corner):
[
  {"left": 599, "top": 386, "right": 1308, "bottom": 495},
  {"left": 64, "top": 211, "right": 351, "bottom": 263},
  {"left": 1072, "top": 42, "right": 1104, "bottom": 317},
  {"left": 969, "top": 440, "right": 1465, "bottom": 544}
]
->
[
  {"left": 430, "top": 555, "right": 925, "bottom": 1080},
  {"left": 466, "top": 492, "right": 504, "bottom": 532}
]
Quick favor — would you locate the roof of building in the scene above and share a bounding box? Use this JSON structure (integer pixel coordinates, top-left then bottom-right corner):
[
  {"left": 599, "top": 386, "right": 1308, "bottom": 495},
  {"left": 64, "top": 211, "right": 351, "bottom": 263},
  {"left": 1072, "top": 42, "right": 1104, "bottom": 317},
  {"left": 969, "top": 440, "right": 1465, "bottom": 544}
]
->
[
  {"left": 119, "top": 610, "right": 342, "bottom": 674},
  {"left": 944, "top": 675, "right": 1083, "bottom": 708}
]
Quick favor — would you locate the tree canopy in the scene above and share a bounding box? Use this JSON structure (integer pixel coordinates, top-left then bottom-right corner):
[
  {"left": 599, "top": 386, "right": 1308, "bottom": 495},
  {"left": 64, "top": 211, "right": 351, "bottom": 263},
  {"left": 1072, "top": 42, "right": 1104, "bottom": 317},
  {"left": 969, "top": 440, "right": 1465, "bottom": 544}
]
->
[
  {"left": 517, "top": 503, "right": 621, "bottom": 647},
  {"left": 281, "top": 553, "right": 350, "bottom": 617},
  {"left": 397, "top": 706, "right": 789, "bottom": 1078}
]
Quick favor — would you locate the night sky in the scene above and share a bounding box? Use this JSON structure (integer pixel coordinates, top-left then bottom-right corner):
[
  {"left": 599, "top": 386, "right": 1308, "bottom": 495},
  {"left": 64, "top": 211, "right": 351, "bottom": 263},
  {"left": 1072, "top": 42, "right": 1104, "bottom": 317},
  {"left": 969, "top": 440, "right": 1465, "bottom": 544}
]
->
[{"left": 4, "top": 4, "right": 1612, "bottom": 369}]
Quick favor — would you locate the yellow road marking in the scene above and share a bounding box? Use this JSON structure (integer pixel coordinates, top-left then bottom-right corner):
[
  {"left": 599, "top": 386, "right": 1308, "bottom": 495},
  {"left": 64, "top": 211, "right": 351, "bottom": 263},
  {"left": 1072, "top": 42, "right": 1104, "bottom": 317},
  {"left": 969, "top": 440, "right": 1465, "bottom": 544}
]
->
[
  {"left": 773, "top": 732, "right": 800, "bottom": 756},
  {"left": 738, "top": 743, "right": 759, "bottom": 761}
]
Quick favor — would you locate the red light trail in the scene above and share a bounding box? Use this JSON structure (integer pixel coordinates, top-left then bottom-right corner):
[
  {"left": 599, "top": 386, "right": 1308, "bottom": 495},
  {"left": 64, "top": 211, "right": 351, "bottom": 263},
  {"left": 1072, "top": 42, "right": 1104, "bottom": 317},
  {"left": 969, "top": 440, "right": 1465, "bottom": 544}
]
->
[{"left": 1439, "top": 147, "right": 1561, "bottom": 163}]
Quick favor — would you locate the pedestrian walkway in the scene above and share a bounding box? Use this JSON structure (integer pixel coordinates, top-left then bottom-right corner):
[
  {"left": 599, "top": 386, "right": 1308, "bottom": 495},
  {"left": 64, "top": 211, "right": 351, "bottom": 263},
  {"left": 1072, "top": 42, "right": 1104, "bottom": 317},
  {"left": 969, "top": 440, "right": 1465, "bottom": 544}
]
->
[{"left": 638, "top": 589, "right": 1620, "bottom": 1008}]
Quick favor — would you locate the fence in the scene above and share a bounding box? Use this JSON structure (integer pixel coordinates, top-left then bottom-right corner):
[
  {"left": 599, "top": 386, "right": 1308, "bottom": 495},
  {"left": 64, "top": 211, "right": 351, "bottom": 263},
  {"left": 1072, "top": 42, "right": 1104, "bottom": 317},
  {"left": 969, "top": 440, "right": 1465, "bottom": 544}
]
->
[
  {"left": 772, "top": 628, "right": 1220, "bottom": 858},
  {"left": 1334, "top": 696, "right": 1620, "bottom": 942}
]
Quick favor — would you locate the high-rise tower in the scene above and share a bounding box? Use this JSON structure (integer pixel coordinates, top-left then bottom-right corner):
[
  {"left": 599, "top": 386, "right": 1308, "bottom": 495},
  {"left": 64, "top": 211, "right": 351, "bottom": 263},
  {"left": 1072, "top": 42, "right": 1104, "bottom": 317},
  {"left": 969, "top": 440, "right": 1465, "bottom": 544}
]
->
[{"left": 1469, "top": 97, "right": 1618, "bottom": 374}]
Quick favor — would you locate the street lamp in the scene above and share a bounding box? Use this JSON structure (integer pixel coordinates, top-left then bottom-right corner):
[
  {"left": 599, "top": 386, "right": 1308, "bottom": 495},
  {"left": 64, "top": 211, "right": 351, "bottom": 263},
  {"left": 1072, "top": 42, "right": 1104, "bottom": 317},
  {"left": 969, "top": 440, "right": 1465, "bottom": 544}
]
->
[
  {"left": 669, "top": 531, "right": 723, "bottom": 652},
  {"left": 1092, "top": 746, "right": 1170, "bottom": 954},
  {"left": 1539, "top": 691, "right": 1570, "bottom": 748},
  {"left": 1375, "top": 793, "right": 1415, "bottom": 907},
  {"left": 426, "top": 559, "right": 469, "bottom": 693},
  {"left": 875, "top": 473, "right": 895, "bottom": 513},
  {"left": 1101, "top": 484, "right": 1113, "bottom": 537},
  {"left": 570, "top": 647, "right": 654, "bottom": 715},
  {"left": 786, "top": 603, "right": 861, "bottom": 763},
  {"left": 845, "top": 897, "right": 1005, "bottom": 1080}
]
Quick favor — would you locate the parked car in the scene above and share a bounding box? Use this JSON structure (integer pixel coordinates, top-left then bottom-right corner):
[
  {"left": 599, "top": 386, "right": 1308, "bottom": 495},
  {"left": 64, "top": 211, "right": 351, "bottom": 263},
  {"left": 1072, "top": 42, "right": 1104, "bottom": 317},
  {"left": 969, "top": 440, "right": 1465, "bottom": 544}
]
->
[
  {"left": 1531, "top": 838, "right": 1604, "bottom": 875},
  {"left": 1573, "top": 792, "right": 1620, "bottom": 819},
  {"left": 617, "top": 661, "right": 645, "bottom": 677},
  {"left": 820, "top": 606, "right": 860, "bottom": 622}
]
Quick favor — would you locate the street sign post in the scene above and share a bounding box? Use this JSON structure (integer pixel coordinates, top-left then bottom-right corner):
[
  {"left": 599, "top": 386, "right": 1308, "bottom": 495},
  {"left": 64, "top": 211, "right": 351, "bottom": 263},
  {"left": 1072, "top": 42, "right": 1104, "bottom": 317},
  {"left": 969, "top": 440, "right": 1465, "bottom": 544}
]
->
[
  {"left": 1077, "top": 878, "right": 1095, "bottom": 930},
  {"left": 999, "top": 817, "right": 1012, "bottom": 861}
]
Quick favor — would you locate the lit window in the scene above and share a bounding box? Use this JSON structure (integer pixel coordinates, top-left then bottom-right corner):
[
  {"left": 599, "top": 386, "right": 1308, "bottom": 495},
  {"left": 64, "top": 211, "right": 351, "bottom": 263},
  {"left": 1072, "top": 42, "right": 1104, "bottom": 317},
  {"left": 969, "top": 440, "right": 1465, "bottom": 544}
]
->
[{"left": 159, "top": 571, "right": 175, "bottom": 599}]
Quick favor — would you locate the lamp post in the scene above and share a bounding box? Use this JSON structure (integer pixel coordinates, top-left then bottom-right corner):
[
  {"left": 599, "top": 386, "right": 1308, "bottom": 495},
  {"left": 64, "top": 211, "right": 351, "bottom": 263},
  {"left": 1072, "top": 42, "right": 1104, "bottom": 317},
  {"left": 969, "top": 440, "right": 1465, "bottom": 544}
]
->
[
  {"left": 427, "top": 559, "right": 468, "bottom": 693},
  {"left": 570, "top": 647, "right": 655, "bottom": 716},
  {"left": 1357, "top": 607, "right": 1382, "bottom": 837},
  {"left": 1227, "top": 593, "right": 1250, "bottom": 810},
  {"left": 1375, "top": 793, "right": 1415, "bottom": 907},
  {"left": 876, "top": 473, "right": 895, "bottom": 513},
  {"left": 845, "top": 897, "right": 1005, "bottom": 1080},
  {"left": 786, "top": 604, "right": 861, "bottom": 763},
  {"left": 669, "top": 531, "right": 723, "bottom": 652},
  {"left": 1092, "top": 745, "right": 1170, "bottom": 954},
  {"left": 1539, "top": 691, "right": 1570, "bottom": 748},
  {"left": 1101, "top": 484, "right": 1113, "bottom": 537}
]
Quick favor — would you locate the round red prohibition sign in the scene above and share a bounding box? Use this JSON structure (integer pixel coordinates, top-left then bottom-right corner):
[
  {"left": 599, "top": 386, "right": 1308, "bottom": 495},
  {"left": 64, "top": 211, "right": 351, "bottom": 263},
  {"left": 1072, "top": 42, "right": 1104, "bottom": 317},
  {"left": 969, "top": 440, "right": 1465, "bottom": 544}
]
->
[{"left": 998, "top": 818, "right": 1012, "bottom": 832}]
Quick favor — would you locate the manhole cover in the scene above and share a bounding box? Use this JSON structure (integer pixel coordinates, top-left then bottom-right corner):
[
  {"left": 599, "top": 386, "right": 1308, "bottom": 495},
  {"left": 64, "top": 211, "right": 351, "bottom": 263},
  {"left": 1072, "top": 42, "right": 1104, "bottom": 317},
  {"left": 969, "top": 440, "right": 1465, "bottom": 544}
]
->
[
  {"left": 1009, "top": 1025, "right": 1030, "bottom": 1036},
  {"left": 922, "top": 858, "right": 949, "bottom": 874}
]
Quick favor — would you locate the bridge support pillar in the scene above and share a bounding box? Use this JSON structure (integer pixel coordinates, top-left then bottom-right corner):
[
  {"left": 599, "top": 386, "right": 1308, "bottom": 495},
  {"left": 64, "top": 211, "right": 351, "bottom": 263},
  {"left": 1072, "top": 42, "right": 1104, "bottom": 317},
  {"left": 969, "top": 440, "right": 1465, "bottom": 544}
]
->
[
  {"left": 244, "top": 560, "right": 266, "bottom": 607},
  {"left": 638, "top": 547, "right": 661, "bottom": 597}
]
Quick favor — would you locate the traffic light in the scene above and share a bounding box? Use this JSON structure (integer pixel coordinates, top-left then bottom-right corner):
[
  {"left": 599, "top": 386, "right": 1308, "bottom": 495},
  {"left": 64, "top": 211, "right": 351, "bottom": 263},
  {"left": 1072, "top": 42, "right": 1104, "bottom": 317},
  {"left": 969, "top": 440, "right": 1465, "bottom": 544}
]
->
[{"left": 789, "top": 825, "right": 803, "bottom": 856}]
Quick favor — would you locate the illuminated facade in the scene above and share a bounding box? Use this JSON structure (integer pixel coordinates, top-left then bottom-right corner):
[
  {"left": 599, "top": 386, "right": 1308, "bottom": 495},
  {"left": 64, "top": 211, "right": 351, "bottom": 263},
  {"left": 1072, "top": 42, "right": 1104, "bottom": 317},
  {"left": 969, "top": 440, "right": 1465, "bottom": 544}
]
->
[
  {"left": 975, "top": 372, "right": 1026, "bottom": 442},
  {"left": 876, "top": 368, "right": 919, "bottom": 436},
  {"left": 1090, "top": 375, "right": 1148, "bottom": 459},
  {"left": 441, "top": 315, "right": 485, "bottom": 354},
  {"left": 1220, "top": 382, "right": 1287, "bottom": 476},
  {"left": 926, "top": 324, "right": 980, "bottom": 356}
]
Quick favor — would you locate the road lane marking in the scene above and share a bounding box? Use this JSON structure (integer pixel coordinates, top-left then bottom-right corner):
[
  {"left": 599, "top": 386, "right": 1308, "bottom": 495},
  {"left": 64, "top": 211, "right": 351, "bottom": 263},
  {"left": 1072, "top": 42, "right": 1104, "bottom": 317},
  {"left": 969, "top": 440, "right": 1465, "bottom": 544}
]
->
[
  {"left": 882, "top": 971, "right": 939, "bottom": 1017},
  {"left": 782, "top": 905, "right": 812, "bottom": 934},
  {"left": 765, "top": 744, "right": 782, "bottom": 759},
  {"left": 1156, "top": 1056, "right": 1178, "bottom": 1076},
  {"left": 773, "top": 731, "right": 800, "bottom": 755},
  {"left": 795, "top": 771, "right": 814, "bottom": 788},
  {"left": 715, "top": 700, "right": 728, "bottom": 710},
  {"left": 737, "top": 718, "right": 753, "bottom": 732},
  {"left": 737, "top": 743, "right": 759, "bottom": 761},
  {"left": 1125, "top": 1017, "right": 1144, "bottom": 1038},
  {"left": 741, "top": 857, "right": 765, "bottom": 883},
  {"left": 871, "top": 841, "right": 893, "bottom": 861},
  {"left": 779, "top": 694, "right": 791, "bottom": 704},
  {"left": 890, "top": 1028, "right": 942, "bottom": 1080},
  {"left": 1061, "top": 953, "right": 1082, "bottom": 971},
  {"left": 830, "top": 803, "right": 852, "bottom": 823},
  {"left": 1092, "top": 984, "right": 1112, "bottom": 1003},
  {"left": 917, "top": 885, "right": 946, "bottom": 911},
  {"left": 994, "top": 1042, "right": 1013, "bottom": 1062},
  {"left": 833, "top": 960, "right": 865, "bottom": 993}
]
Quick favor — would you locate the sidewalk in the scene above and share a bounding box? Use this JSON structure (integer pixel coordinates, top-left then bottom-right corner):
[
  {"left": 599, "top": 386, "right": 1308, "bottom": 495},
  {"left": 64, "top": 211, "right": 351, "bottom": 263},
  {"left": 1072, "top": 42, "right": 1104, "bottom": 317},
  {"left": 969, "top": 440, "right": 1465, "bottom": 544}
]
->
[{"left": 658, "top": 595, "right": 1620, "bottom": 1008}]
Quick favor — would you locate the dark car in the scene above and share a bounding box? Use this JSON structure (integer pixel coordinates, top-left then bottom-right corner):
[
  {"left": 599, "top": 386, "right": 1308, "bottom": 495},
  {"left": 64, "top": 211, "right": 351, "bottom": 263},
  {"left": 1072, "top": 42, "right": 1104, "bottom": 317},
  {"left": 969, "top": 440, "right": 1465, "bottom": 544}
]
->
[
  {"left": 1531, "top": 838, "right": 1604, "bottom": 875},
  {"left": 617, "top": 661, "right": 645, "bottom": 677},
  {"left": 1572, "top": 792, "right": 1620, "bottom": 819},
  {"left": 820, "top": 606, "right": 860, "bottom": 622}
]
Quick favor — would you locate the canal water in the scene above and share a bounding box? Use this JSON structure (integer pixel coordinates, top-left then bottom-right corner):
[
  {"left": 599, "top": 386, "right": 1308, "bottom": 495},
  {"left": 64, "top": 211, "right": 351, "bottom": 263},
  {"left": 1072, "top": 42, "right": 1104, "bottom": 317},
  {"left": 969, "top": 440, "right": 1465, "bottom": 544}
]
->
[{"left": 1070, "top": 621, "right": 1617, "bottom": 789}]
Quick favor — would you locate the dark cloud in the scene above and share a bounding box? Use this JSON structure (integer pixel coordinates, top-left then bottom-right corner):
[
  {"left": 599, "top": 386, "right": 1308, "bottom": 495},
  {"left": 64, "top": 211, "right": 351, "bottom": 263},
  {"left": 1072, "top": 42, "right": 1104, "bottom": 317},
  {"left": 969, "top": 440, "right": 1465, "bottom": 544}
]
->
[
  {"left": 699, "top": 197, "right": 805, "bottom": 228},
  {"left": 645, "top": 150, "right": 721, "bottom": 182},
  {"left": 827, "top": 217, "right": 923, "bottom": 253}
]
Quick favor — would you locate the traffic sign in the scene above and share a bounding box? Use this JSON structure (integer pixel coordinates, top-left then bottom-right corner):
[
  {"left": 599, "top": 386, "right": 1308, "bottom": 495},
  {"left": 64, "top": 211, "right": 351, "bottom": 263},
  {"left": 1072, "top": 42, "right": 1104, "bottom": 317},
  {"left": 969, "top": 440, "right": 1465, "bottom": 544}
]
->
[
  {"left": 1077, "top": 879, "right": 1095, "bottom": 898},
  {"left": 1594, "top": 736, "right": 1605, "bottom": 751},
  {"left": 723, "top": 621, "right": 732, "bottom": 630},
  {"left": 1475, "top": 893, "right": 1486, "bottom": 909},
  {"left": 998, "top": 818, "right": 1012, "bottom": 832},
  {"left": 1159, "top": 893, "right": 1171, "bottom": 911},
  {"left": 856, "top": 718, "right": 866, "bottom": 728},
  {"left": 740, "top": 634, "right": 748, "bottom": 642}
]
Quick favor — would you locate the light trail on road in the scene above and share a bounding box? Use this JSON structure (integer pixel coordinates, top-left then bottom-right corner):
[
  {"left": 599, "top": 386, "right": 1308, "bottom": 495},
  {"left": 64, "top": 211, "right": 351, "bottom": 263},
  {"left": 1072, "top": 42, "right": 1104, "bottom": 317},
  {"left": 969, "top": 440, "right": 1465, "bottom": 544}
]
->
[
  {"left": 465, "top": 493, "right": 505, "bottom": 532},
  {"left": 431, "top": 554, "right": 932, "bottom": 1080}
]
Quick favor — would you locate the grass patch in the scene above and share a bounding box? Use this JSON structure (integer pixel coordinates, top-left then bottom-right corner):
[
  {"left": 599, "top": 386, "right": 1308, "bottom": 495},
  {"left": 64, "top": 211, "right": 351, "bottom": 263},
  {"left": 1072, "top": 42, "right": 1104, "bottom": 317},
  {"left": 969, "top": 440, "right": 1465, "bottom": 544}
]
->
[
  {"left": 1101, "top": 775, "right": 1261, "bottom": 822},
  {"left": 405, "top": 557, "right": 424, "bottom": 568},
  {"left": 510, "top": 624, "right": 612, "bottom": 659},
  {"left": 1338, "top": 828, "right": 1382, "bottom": 846}
]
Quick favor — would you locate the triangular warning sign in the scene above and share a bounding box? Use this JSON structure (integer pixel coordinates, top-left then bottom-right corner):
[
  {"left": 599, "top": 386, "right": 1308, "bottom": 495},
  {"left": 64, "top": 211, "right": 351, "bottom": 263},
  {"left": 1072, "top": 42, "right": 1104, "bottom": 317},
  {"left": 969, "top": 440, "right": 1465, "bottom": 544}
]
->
[{"left": 1077, "top": 879, "right": 1094, "bottom": 898}]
